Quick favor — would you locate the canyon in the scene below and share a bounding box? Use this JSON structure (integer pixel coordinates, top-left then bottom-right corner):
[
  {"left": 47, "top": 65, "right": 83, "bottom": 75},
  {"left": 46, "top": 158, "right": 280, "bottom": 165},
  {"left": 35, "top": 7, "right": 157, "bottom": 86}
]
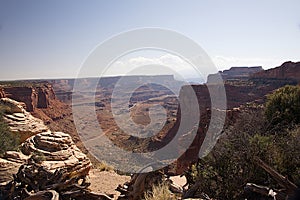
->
[
  {"left": 0, "top": 61, "right": 299, "bottom": 199},
  {"left": 1, "top": 62, "right": 300, "bottom": 172}
]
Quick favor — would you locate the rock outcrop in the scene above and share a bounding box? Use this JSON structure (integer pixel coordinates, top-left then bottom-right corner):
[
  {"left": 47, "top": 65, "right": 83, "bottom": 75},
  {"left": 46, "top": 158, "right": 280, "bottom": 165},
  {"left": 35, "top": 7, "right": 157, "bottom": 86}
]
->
[
  {"left": 0, "top": 131, "right": 91, "bottom": 187},
  {"left": 20, "top": 131, "right": 92, "bottom": 184},
  {"left": 251, "top": 61, "right": 300, "bottom": 82},
  {"left": 21, "top": 131, "right": 91, "bottom": 177},
  {"left": 0, "top": 131, "right": 99, "bottom": 200},
  {"left": 0, "top": 152, "right": 29, "bottom": 184},
  {"left": 0, "top": 98, "right": 49, "bottom": 143}
]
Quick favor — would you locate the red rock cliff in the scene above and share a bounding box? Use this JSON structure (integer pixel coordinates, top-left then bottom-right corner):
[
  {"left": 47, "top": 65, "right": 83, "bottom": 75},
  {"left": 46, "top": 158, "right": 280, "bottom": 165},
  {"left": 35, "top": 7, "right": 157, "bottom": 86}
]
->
[
  {"left": 36, "top": 84, "right": 56, "bottom": 109},
  {"left": 251, "top": 61, "right": 300, "bottom": 82},
  {"left": 1, "top": 84, "right": 56, "bottom": 112}
]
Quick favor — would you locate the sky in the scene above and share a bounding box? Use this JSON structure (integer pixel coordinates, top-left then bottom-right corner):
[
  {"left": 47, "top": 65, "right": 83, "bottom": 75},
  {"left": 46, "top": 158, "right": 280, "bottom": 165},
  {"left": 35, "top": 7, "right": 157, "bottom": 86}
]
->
[{"left": 0, "top": 0, "right": 299, "bottom": 80}]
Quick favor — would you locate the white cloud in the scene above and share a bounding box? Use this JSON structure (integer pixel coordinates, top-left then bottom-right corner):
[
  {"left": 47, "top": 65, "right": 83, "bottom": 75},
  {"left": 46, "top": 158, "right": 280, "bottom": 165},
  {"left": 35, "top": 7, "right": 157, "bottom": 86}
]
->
[
  {"left": 212, "top": 55, "right": 295, "bottom": 70},
  {"left": 105, "top": 53, "right": 200, "bottom": 79}
]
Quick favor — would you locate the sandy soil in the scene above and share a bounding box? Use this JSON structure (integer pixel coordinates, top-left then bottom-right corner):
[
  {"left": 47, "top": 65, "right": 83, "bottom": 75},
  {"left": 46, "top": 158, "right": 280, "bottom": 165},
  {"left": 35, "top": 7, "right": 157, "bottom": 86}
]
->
[
  {"left": 89, "top": 169, "right": 187, "bottom": 199},
  {"left": 170, "top": 175, "right": 187, "bottom": 188},
  {"left": 88, "top": 169, "right": 130, "bottom": 199}
]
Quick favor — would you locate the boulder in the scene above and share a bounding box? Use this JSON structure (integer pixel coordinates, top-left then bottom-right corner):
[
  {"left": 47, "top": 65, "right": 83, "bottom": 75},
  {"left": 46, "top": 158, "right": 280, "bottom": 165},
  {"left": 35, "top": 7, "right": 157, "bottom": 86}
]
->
[{"left": 21, "top": 131, "right": 92, "bottom": 178}]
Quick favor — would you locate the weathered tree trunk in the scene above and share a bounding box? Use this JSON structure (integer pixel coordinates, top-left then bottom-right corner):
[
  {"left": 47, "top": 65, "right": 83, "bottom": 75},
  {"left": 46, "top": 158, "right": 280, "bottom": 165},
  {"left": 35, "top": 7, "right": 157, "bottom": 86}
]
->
[
  {"left": 245, "top": 157, "right": 298, "bottom": 200},
  {"left": 254, "top": 157, "right": 297, "bottom": 195}
]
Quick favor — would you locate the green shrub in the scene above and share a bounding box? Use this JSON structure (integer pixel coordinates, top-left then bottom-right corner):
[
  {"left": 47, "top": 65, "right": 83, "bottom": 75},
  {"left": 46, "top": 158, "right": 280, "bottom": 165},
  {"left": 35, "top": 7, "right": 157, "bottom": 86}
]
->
[
  {"left": 265, "top": 85, "right": 300, "bottom": 127},
  {"left": 0, "top": 107, "right": 20, "bottom": 156},
  {"left": 0, "top": 104, "right": 14, "bottom": 115},
  {"left": 186, "top": 109, "right": 300, "bottom": 199},
  {"left": 0, "top": 120, "right": 19, "bottom": 156}
]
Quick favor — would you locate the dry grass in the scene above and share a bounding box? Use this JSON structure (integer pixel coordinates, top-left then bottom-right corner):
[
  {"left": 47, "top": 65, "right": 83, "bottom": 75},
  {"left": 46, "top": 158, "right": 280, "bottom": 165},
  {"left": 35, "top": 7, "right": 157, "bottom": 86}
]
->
[
  {"left": 0, "top": 104, "right": 14, "bottom": 115},
  {"left": 94, "top": 161, "right": 114, "bottom": 172},
  {"left": 144, "top": 181, "right": 177, "bottom": 200}
]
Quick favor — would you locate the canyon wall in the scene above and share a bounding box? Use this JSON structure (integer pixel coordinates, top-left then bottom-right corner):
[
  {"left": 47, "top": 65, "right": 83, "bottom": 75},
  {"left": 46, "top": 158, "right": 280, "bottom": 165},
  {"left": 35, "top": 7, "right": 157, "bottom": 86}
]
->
[
  {"left": 48, "top": 75, "right": 182, "bottom": 104},
  {"left": 0, "top": 83, "right": 56, "bottom": 112}
]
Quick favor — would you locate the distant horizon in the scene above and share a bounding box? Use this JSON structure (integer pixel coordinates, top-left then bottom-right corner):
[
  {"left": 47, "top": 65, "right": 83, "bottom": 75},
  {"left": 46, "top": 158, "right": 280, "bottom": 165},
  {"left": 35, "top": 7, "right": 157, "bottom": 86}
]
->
[{"left": 0, "top": 60, "right": 298, "bottom": 82}]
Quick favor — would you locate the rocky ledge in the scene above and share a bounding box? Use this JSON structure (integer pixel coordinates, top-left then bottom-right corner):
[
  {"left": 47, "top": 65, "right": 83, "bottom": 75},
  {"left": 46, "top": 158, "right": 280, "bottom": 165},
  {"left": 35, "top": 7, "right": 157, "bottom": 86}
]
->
[
  {"left": 0, "top": 98, "right": 112, "bottom": 200},
  {"left": 0, "top": 130, "right": 92, "bottom": 185},
  {"left": 0, "top": 131, "right": 114, "bottom": 200},
  {"left": 0, "top": 98, "right": 49, "bottom": 143}
]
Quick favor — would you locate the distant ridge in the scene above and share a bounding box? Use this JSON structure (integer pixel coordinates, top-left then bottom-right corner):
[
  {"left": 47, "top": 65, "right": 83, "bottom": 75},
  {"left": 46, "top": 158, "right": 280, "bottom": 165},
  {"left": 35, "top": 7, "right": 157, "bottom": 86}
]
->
[
  {"left": 207, "top": 66, "right": 263, "bottom": 83},
  {"left": 251, "top": 61, "right": 300, "bottom": 82}
]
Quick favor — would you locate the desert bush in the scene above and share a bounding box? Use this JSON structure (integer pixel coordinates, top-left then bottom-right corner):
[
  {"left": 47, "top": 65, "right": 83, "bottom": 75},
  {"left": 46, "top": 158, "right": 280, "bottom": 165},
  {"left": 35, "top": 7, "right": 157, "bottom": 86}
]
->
[
  {"left": 186, "top": 108, "right": 300, "bottom": 200},
  {"left": 0, "top": 110, "right": 20, "bottom": 156},
  {"left": 265, "top": 85, "right": 300, "bottom": 128},
  {"left": 0, "top": 104, "right": 14, "bottom": 115},
  {"left": 95, "top": 161, "right": 114, "bottom": 172}
]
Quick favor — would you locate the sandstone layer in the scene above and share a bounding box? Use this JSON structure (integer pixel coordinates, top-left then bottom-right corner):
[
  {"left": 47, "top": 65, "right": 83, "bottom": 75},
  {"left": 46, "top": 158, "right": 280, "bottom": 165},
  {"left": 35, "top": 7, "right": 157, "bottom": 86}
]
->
[
  {"left": 0, "top": 131, "right": 93, "bottom": 199},
  {"left": 0, "top": 98, "right": 49, "bottom": 143}
]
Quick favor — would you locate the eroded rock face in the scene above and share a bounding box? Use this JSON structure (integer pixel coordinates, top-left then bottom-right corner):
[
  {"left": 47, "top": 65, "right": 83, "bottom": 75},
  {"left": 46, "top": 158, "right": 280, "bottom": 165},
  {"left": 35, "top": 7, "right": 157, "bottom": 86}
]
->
[
  {"left": 17, "top": 131, "right": 91, "bottom": 194},
  {"left": 0, "top": 98, "right": 49, "bottom": 143},
  {"left": 21, "top": 131, "right": 92, "bottom": 176},
  {"left": 0, "top": 152, "right": 29, "bottom": 184},
  {"left": 1, "top": 83, "right": 56, "bottom": 112},
  {"left": 36, "top": 85, "right": 56, "bottom": 109},
  {"left": 2, "top": 87, "right": 36, "bottom": 111},
  {"left": 0, "top": 131, "right": 92, "bottom": 199}
]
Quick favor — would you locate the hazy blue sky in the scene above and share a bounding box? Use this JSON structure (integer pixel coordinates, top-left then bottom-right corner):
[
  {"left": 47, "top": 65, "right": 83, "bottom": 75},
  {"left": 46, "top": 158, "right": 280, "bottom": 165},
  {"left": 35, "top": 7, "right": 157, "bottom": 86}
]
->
[{"left": 0, "top": 0, "right": 299, "bottom": 80}]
